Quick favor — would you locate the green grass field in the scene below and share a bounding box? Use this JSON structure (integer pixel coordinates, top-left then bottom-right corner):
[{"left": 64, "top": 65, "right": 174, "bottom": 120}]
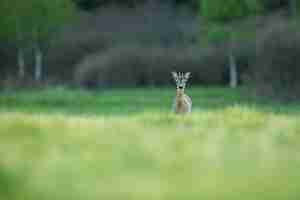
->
[{"left": 1, "top": 87, "right": 300, "bottom": 200}]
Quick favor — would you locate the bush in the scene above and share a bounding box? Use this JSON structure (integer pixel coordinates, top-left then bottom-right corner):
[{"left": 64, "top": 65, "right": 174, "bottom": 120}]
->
[
  {"left": 46, "top": 30, "right": 112, "bottom": 81},
  {"left": 74, "top": 45, "right": 228, "bottom": 88},
  {"left": 249, "top": 20, "right": 300, "bottom": 100},
  {"left": 0, "top": 43, "right": 17, "bottom": 79},
  {"left": 45, "top": 5, "right": 199, "bottom": 83}
]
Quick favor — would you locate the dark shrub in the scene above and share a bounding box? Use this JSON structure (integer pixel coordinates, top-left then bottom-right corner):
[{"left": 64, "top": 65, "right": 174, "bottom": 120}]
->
[
  {"left": 74, "top": 45, "right": 228, "bottom": 88},
  {"left": 262, "top": 0, "right": 289, "bottom": 13},
  {"left": 249, "top": 20, "right": 300, "bottom": 100},
  {"left": 73, "top": 0, "right": 199, "bottom": 11},
  {"left": 0, "top": 43, "right": 17, "bottom": 80},
  {"left": 45, "top": 5, "right": 199, "bottom": 83},
  {"left": 46, "top": 30, "right": 113, "bottom": 81},
  {"left": 233, "top": 40, "right": 257, "bottom": 84}
]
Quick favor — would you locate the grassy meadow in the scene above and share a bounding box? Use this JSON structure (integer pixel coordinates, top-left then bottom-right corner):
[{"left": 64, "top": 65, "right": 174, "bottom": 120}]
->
[{"left": 0, "top": 87, "right": 300, "bottom": 200}]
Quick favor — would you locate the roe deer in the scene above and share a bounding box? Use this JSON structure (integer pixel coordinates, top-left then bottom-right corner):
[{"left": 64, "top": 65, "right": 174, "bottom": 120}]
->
[{"left": 171, "top": 72, "right": 192, "bottom": 114}]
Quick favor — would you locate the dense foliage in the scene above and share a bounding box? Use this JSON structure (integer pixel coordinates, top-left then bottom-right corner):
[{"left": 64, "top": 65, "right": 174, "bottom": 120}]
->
[
  {"left": 200, "top": 0, "right": 263, "bottom": 23},
  {"left": 0, "top": 0, "right": 74, "bottom": 43}
]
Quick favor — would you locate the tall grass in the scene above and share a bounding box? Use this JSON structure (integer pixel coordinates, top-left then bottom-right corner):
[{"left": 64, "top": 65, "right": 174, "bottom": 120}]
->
[{"left": 0, "top": 87, "right": 300, "bottom": 200}]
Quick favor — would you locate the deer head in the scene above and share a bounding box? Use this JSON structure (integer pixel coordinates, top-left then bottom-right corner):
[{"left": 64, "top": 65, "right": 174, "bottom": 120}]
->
[{"left": 171, "top": 72, "right": 191, "bottom": 91}]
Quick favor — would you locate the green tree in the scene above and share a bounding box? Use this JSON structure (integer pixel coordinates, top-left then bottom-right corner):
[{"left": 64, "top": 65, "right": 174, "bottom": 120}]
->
[
  {"left": 0, "top": 0, "right": 33, "bottom": 79},
  {"left": 200, "top": 0, "right": 263, "bottom": 88},
  {"left": 0, "top": 0, "right": 74, "bottom": 81},
  {"left": 29, "top": 0, "right": 75, "bottom": 82}
]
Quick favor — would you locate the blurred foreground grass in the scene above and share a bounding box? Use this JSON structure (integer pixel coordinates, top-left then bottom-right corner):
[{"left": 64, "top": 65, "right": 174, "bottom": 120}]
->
[{"left": 0, "top": 87, "right": 300, "bottom": 200}]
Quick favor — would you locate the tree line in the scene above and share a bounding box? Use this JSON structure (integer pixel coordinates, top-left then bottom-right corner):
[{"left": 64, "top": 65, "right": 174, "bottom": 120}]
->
[{"left": 0, "top": 0, "right": 297, "bottom": 83}]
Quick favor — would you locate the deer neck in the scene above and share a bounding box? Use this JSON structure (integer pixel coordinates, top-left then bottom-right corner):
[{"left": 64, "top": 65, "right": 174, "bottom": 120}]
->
[{"left": 176, "top": 89, "right": 185, "bottom": 107}]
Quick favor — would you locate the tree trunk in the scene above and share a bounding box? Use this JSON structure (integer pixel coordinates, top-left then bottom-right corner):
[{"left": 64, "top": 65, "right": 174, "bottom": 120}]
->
[
  {"left": 16, "top": 21, "right": 25, "bottom": 80},
  {"left": 228, "top": 30, "right": 238, "bottom": 89},
  {"left": 34, "top": 43, "right": 43, "bottom": 82},
  {"left": 17, "top": 47, "right": 25, "bottom": 80},
  {"left": 229, "top": 53, "right": 238, "bottom": 89}
]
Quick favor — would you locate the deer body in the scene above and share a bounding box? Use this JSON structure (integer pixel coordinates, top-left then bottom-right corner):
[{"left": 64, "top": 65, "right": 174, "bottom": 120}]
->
[
  {"left": 171, "top": 72, "right": 192, "bottom": 114},
  {"left": 173, "top": 89, "right": 192, "bottom": 114}
]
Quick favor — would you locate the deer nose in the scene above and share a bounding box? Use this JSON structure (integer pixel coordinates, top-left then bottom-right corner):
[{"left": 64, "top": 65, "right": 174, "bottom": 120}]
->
[{"left": 178, "top": 86, "right": 183, "bottom": 89}]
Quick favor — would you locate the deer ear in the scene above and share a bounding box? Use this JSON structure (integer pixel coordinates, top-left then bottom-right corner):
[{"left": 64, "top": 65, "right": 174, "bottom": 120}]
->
[
  {"left": 185, "top": 72, "right": 191, "bottom": 79},
  {"left": 171, "top": 72, "right": 178, "bottom": 79}
]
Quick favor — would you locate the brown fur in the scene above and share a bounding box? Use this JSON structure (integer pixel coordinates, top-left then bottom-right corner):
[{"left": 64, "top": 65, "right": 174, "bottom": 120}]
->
[
  {"left": 174, "top": 89, "right": 192, "bottom": 114},
  {"left": 175, "top": 89, "right": 184, "bottom": 113}
]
